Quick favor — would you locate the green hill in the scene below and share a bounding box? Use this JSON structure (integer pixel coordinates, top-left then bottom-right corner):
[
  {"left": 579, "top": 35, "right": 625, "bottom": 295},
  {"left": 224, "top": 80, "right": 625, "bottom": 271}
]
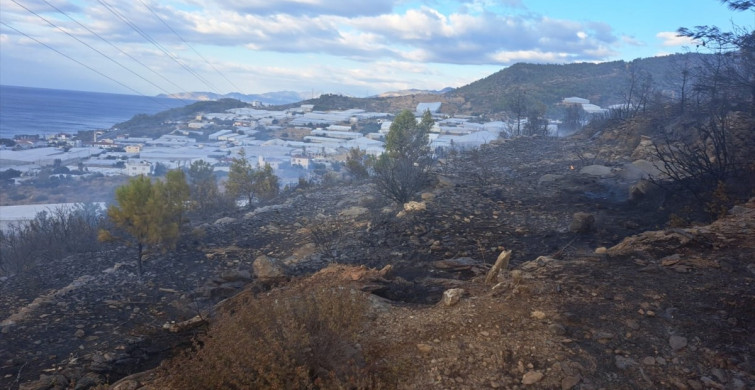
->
[
  {"left": 284, "top": 53, "right": 703, "bottom": 117},
  {"left": 111, "top": 53, "right": 705, "bottom": 131},
  {"left": 112, "top": 98, "right": 250, "bottom": 137},
  {"left": 447, "top": 53, "right": 704, "bottom": 115}
]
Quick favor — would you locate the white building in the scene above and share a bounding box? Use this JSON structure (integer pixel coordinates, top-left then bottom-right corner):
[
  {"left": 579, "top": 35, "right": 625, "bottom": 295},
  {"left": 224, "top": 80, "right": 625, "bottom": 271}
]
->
[
  {"left": 209, "top": 129, "right": 233, "bottom": 140},
  {"left": 291, "top": 155, "right": 310, "bottom": 169},
  {"left": 125, "top": 160, "right": 152, "bottom": 176},
  {"left": 562, "top": 97, "right": 590, "bottom": 105}
]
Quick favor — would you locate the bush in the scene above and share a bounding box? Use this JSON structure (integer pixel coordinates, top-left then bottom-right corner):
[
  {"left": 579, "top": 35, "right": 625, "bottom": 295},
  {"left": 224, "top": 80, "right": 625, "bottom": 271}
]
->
[
  {"left": 0, "top": 203, "right": 105, "bottom": 275},
  {"left": 373, "top": 155, "right": 431, "bottom": 204},
  {"left": 373, "top": 110, "right": 434, "bottom": 203},
  {"left": 161, "top": 285, "right": 395, "bottom": 389}
]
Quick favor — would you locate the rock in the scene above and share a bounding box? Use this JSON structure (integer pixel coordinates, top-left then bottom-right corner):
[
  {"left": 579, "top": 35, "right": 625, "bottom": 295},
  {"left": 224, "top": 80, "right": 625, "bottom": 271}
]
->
[
  {"left": 163, "top": 315, "right": 208, "bottom": 333},
  {"left": 284, "top": 243, "right": 317, "bottom": 265},
  {"left": 629, "top": 179, "right": 654, "bottom": 201},
  {"left": 729, "top": 204, "right": 748, "bottom": 215},
  {"left": 642, "top": 356, "right": 656, "bottom": 365},
  {"left": 74, "top": 372, "right": 103, "bottom": 390},
  {"left": 686, "top": 379, "right": 703, "bottom": 390},
  {"left": 416, "top": 343, "right": 433, "bottom": 353},
  {"left": 219, "top": 269, "right": 251, "bottom": 282},
  {"left": 214, "top": 216, "right": 236, "bottom": 225},
  {"left": 538, "top": 174, "right": 564, "bottom": 185},
  {"left": 110, "top": 369, "right": 158, "bottom": 390},
  {"left": 615, "top": 355, "right": 636, "bottom": 370},
  {"left": 403, "top": 201, "right": 426, "bottom": 212},
  {"left": 569, "top": 212, "right": 595, "bottom": 233},
  {"left": 19, "top": 374, "right": 69, "bottom": 390},
  {"left": 74, "top": 329, "right": 85, "bottom": 338},
  {"left": 548, "top": 323, "right": 566, "bottom": 336},
  {"left": 339, "top": 206, "right": 369, "bottom": 218},
  {"left": 594, "top": 331, "right": 615, "bottom": 341},
  {"left": 561, "top": 375, "right": 580, "bottom": 390},
  {"left": 594, "top": 247, "right": 607, "bottom": 254},
  {"left": 579, "top": 164, "right": 613, "bottom": 177},
  {"left": 253, "top": 255, "right": 287, "bottom": 280},
  {"left": 625, "top": 319, "right": 640, "bottom": 330},
  {"left": 432, "top": 257, "right": 481, "bottom": 271},
  {"left": 442, "top": 288, "right": 465, "bottom": 306},
  {"left": 530, "top": 310, "right": 546, "bottom": 320},
  {"left": 521, "top": 370, "right": 544, "bottom": 385},
  {"left": 700, "top": 376, "right": 725, "bottom": 389},
  {"left": 669, "top": 335, "right": 688, "bottom": 351}
]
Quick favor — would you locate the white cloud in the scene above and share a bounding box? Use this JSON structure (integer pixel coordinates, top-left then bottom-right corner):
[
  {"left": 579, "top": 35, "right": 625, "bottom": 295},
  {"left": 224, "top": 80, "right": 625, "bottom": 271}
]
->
[
  {"left": 203, "top": 0, "right": 397, "bottom": 17},
  {"left": 656, "top": 31, "right": 698, "bottom": 47},
  {"left": 490, "top": 50, "right": 571, "bottom": 63},
  {"left": 0, "top": 0, "right": 635, "bottom": 95}
]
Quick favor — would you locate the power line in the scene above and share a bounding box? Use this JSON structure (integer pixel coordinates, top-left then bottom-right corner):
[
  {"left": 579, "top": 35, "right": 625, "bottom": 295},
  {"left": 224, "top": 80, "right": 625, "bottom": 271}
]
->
[
  {"left": 136, "top": 0, "right": 244, "bottom": 93},
  {"left": 10, "top": 0, "right": 179, "bottom": 104},
  {"left": 40, "top": 0, "right": 193, "bottom": 104},
  {"left": 96, "top": 0, "right": 222, "bottom": 94},
  {"left": 0, "top": 21, "right": 160, "bottom": 102}
]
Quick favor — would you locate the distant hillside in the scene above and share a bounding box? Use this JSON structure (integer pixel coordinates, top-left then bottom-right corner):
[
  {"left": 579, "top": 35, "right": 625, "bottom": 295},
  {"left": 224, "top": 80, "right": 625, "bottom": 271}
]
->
[
  {"left": 277, "top": 54, "right": 704, "bottom": 116},
  {"left": 449, "top": 53, "right": 705, "bottom": 114},
  {"left": 112, "top": 99, "right": 250, "bottom": 137},
  {"left": 377, "top": 87, "right": 454, "bottom": 98},
  {"left": 125, "top": 54, "right": 705, "bottom": 127},
  {"left": 157, "top": 91, "right": 310, "bottom": 106}
]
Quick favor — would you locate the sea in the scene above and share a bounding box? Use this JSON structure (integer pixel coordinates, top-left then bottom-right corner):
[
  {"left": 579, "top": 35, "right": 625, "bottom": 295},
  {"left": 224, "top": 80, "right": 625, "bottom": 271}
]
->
[{"left": 0, "top": 85, "right": 191, "bottom": 139}]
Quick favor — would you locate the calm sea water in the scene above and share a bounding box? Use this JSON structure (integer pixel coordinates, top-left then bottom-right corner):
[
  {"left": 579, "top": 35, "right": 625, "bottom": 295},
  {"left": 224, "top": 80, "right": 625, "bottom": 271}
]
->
[{"left": 0, "top": 85, "right": 191, "bottom": 138}]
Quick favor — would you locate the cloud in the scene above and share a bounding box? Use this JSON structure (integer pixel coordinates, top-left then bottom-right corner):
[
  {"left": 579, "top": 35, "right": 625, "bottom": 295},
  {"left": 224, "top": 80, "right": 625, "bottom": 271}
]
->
[
  {"left": 0, "top": 0, "right": 633, "bottom": 95},
  {"left": 196, "top": 0, "right": 397, "bottom": 17},
  {"left": 656, "top": 31, "right": 698, "bottom": 47}
]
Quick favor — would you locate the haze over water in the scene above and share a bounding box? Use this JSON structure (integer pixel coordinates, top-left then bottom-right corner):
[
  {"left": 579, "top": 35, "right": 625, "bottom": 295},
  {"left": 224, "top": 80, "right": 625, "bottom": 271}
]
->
[{"left": 0, "top": 85, "right": 189, "bottom": 139}]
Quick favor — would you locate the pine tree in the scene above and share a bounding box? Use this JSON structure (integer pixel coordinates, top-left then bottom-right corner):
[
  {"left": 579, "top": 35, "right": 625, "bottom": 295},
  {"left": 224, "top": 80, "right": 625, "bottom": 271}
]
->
[
  {"left": 98, "top": 172, "right": 188, "bottom": 276},
  {"left": 226, "top": 149, "right": 255, "bottom": 207}
]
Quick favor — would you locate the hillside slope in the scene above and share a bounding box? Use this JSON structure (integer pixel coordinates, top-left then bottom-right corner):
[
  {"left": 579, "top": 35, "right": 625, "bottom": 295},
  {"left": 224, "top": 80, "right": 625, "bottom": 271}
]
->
[
  {"left": 280, "top": 54, "right": 701, "bottom": 116},
  {"left": 4, "top": 126, "right": 753, "bottom": 389}
]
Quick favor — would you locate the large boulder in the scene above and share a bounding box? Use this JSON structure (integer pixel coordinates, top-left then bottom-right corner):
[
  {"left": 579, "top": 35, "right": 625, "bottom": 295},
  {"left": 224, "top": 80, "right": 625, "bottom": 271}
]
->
[
  {"left": 442, "top": 288, "right": 465, "bottom": 306},
  {"left": 253, "top": 255, "right": 287, "bottom": 280},
  {"left": 569, "top": 212, "right": 596, "bottom": 233}
]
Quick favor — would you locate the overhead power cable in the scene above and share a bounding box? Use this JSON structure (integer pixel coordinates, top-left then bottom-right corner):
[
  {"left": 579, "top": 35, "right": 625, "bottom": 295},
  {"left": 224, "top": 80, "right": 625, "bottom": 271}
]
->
[
  {"left": 136, "top": 0, "right": 244, "bottom": 93},
  {"left": 40, "top": 0, "right": 193, "bottom": 104},
  {"left": 96, "top": 0, "right": 222, "bottom": 95},
  {"left": 10, "top": 0, "right": 179, "bottom": 104},
  {"left": 0, "top": 21, "right": 161, "bottom": 102}
]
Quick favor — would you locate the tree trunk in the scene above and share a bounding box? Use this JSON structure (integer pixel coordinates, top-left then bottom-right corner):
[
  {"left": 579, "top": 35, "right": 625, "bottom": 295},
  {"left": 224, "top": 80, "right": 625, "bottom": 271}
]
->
[{"left": 137, "top": 242, "right": 144, "bottom": 277}]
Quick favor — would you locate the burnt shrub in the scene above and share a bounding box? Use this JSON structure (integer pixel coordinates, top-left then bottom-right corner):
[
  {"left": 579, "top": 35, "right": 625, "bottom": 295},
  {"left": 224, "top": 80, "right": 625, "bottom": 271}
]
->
[
  {"left": 0, "top": 203, "right": 105, "bottom": 275},
  {"left": 161, "top": 284, "right": 397, "bottom": 389}
]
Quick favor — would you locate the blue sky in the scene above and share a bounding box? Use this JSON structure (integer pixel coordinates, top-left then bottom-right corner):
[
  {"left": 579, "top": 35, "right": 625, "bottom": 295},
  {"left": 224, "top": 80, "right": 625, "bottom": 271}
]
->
[{"left": 0, "top": 0, "right": 752, "bottom": 97}]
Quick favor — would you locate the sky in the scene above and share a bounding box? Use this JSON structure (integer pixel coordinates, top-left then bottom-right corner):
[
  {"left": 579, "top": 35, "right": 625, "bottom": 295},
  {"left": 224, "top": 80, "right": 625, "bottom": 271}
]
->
[{"left": 0, "top": 0, "right": 752, "bottom": 98}]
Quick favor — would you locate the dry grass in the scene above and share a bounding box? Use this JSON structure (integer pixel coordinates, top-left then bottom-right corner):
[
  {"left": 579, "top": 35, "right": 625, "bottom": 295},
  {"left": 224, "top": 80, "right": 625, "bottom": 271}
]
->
[{"left": 160, "top": 281, "right": 399, "bottom": 389}]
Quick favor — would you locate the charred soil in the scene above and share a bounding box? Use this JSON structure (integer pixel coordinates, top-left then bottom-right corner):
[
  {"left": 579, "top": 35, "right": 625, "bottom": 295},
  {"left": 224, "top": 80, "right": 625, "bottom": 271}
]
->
[{"left": 1, "top": 136, "right": 753, "bottom": 389}]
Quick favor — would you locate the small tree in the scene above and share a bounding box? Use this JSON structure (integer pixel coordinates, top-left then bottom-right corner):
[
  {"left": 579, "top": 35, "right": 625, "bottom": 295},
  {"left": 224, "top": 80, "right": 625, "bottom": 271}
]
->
[
  {"left": 163, "top": 169, "right": 190, "bottom": 228},
  {"left": 188, "top": 160, "right": 221, "bottom": 216},
  {"left": 525, "top": 101, "right": 548, "bottom": 136},
  {"left": 253, "top": 163, "right": 279, "bottom": 202},
  {"left": 344, "top": 147, "right": 372, "bottom": 180},
  {"left": 98, "top": 175, "right": 185, "bottom": 276},
  {"left": 385, "top": 109, "right": 432, "bottom": 161},
  {"left": 226, "top": 149, "right": 255, "bottom": 207},
  {"left": 504, "top": 88, "right": 528, "bottom": 136},
  {"left": 374, "top": 109, "right": 434, "bottom": 203}
]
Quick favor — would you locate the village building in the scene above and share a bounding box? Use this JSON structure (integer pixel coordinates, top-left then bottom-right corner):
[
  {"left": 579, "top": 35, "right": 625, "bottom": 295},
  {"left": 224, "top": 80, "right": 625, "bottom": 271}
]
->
[
  {"left": 125, "top": 160, "right": 152, "bottom": 176},
  {"left": 124, "top": 144, "right": 142, "bottom": 154}
]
